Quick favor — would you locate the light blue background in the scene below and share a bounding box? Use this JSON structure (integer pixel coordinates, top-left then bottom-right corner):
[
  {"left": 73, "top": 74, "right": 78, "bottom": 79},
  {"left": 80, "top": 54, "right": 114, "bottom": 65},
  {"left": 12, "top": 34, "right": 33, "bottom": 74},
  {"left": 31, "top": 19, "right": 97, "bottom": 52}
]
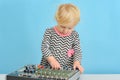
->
[{"left": 0, "top": 0, "right": 120, "bottom": 74}]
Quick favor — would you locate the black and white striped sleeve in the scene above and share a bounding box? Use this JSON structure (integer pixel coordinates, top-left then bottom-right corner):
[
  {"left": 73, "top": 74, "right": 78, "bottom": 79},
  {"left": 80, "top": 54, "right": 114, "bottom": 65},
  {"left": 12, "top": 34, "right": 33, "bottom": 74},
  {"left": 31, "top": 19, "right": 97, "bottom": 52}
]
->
[
  {"left": 73, "top": 32, "right": 82, "bottom": 63},
  {"left": 41, "top": 29, "right": 53, "bottom": 58}
]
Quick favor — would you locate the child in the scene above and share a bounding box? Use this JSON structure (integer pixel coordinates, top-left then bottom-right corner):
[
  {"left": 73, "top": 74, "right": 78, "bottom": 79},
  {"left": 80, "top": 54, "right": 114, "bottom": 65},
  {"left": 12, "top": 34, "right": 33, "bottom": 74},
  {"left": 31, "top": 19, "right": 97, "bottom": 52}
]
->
[{"left": 40, "top": 3, "right": 84, "bottom": 73}]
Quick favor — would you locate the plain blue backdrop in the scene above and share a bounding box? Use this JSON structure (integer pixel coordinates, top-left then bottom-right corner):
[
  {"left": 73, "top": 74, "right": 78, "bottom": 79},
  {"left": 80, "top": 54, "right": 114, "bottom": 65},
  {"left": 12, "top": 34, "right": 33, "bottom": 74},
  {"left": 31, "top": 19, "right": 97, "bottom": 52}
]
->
[{"left": 0, "top": 0, "right": 120, "bottom": 74}]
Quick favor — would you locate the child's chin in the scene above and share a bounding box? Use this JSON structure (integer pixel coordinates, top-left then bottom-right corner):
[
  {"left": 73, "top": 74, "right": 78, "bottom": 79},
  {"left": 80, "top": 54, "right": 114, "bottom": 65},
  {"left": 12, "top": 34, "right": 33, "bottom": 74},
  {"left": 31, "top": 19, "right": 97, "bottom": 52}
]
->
[
  {"left": 62, "top": 33, "right": 67, "bottom": 35},
  {"left": 62, "top": 32, "right": 69, "bottom": 35}
]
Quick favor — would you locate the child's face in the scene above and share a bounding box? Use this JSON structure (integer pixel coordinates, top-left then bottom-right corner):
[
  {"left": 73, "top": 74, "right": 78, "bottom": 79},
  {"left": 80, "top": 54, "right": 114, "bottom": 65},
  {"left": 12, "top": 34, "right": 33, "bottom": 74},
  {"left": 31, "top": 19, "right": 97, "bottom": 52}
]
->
[{"left": 57, "top": 25, "right": 74, "bottom": 35}]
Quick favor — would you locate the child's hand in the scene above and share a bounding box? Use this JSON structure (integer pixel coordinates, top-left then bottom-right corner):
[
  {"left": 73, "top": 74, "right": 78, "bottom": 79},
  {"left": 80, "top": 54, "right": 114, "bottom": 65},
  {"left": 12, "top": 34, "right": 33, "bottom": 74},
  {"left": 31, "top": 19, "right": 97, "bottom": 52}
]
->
[
  {"left": 73, "top": 61, "right": 84, "bottom": 73},
  {"left": 47, "top": 56, "right": 61, "bottom": 69}
]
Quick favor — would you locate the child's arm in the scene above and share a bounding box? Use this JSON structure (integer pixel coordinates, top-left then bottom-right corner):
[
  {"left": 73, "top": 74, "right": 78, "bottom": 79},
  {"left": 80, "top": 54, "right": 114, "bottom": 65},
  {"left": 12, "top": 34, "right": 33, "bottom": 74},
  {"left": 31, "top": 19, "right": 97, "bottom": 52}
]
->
[
  {"left": 41, "top": 29, "right": 60, "bottom": 69},
  {"left": 46, "top": 56, "right": 61, "bottom": 69},
  {"left": 73, "top": 32, "right": 84, "bottom": 73}
]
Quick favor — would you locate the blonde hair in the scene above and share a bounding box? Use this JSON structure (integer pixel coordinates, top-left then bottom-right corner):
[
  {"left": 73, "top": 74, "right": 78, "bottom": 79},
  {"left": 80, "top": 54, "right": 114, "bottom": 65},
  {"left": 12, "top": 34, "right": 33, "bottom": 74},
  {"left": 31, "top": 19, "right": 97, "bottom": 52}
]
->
[{"left": 55, "top": 3, "right": 80, "bottom": 27}]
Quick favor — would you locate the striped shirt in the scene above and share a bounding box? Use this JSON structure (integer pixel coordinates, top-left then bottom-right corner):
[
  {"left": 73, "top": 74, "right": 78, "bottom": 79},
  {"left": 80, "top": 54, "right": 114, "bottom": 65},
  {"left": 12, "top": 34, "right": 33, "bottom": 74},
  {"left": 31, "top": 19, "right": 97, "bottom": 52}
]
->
[{"left": 40, "top": 27, "right": 82, "bottom": 68}]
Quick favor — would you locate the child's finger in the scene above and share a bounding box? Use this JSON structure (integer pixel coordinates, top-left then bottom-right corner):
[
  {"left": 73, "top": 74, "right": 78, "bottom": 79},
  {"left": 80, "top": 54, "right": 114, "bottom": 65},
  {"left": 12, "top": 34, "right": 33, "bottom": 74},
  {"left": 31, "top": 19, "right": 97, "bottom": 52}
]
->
[
  {"left": 53, "top": 65, "right": 60, "bottom": 70},
  {"left": 73, "top": 65, "right": 76, "bottom": 70},
  {"left": 77, "top": 66, "right": 82, "bottom": 73},
  {"left": 78, "top": 66, "right": 84, "bottom": 73}
]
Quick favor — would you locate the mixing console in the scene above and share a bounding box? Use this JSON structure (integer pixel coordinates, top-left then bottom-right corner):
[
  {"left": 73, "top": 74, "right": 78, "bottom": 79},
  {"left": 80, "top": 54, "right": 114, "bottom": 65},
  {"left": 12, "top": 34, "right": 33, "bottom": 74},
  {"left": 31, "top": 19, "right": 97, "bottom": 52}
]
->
[{"left": 7, "top": 64, "right": 80, "bottom": 80}]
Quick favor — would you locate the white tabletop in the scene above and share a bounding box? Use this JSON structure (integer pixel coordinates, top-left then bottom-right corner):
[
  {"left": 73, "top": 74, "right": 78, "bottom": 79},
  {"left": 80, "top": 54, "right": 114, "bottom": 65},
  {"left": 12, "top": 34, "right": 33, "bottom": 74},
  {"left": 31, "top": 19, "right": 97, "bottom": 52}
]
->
[
  {"left": 0, "top": 74, "right": 6, "bottom": 80},
  {"left": 80, "top": 74, "right": 120, "bottom": 80},
  {"left": 1, "top": 74, "right": 120, "bottom": 80}
]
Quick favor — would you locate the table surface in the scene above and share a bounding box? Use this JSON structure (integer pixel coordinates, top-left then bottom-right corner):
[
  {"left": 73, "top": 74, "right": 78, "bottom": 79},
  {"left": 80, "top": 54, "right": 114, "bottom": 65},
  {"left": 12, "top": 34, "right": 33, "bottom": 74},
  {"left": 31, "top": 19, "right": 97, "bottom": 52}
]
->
[{"left": 1, "top": 74, "right": 120, "bottom": 80}]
